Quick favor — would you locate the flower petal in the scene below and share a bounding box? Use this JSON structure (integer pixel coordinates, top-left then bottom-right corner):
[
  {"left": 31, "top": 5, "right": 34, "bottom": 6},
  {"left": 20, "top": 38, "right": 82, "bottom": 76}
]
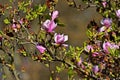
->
[
  {"left": 43, "top": 19, "right": 51, "bottom": 29},
  {"left": 116, "top": 9, "right": 120, "bottom": 18},
  {"left": 48, "top": 21, "right": 57, "bottom": 32},
  {"left": 93, "top": 65, "right": 99, "bottom": 73},
  {"left": 36, "top": 45, "right": 46, "bottom": 53},
  {"left": 54, "top": 33, "right": 68, "bottom": 44},
  {"left": 101, "top": 18, "right": 112, "bottom": 27},
  {"left": 52, "top": 10, "right": 59, "bottom": 21},
  {"left": 64, "top": 35, "right": 68, "bottom": 42}
]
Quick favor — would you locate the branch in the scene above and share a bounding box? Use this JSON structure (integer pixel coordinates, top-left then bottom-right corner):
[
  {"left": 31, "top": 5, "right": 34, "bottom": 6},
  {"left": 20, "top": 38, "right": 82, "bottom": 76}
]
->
[{"left": 52, "top": 56, "right": 97, "bottom": 79}]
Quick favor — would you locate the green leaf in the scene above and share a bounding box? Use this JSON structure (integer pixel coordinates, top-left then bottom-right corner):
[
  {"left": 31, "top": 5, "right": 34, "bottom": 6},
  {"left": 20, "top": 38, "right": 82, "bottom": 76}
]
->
[
  {"left": 56, "top": 66, "right": 61, "bottom": 73},
  {"left": 58, "top": 23, "right": 65, "bottom": 27},
  {"left": 9, "top": 0, "right": 13, "bottom": 2},
  {"left": 4, "top": 18, "right": 10, "bottom": 24},
  {"left": 50, "top": 76, "right": 53, "bottom": 80},
  {"left": 2, "top": 74, "right": 7, "bottom": 79},
  {"left": 45, "top": 64, "right": 49, "bottom": 67},
  {"left": 40, "top": 5, "right": 47, "bottom": 12},
  {"left": 68, "top": 66, "right": 74, "bottom": 78}
]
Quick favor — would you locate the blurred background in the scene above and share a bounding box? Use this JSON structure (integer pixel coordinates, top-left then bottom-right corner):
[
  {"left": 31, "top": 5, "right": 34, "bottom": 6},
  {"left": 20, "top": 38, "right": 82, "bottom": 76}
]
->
[{"left": 0, "top": 0, "right": 102, "bottom": 80}]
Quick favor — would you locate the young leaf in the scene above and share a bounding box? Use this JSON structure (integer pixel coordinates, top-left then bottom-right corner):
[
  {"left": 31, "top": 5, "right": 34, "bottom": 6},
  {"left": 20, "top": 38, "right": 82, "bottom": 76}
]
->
[{"left": 3, "top": 18, "right": 10, "bottom": 24}]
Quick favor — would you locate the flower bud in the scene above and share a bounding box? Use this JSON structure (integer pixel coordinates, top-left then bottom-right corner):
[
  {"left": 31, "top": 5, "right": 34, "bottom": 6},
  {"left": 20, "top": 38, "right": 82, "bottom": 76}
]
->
[{"left": 36, "top": 45, "right": 46, "bottom": 53}]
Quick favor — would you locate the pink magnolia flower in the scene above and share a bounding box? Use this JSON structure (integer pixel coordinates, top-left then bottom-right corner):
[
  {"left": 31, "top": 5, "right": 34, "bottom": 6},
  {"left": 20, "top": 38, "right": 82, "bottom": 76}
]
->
[
  {"left": 84, "top": 45, "right": 94, "bottom": 52},
  {"left": 93, "top": 65, "right": 99, "bottom": 73},
  {"left": 12, "top": 24, "right": 18, "bottom": 32},
  {"left": 103, "top": 42, "right": 119, "bottom": 53},
  {"left": 11, "top": 19, "right": 20, "bottom": 32},
  {"left": 116, "top": 9, "right": 120, "bottom": 19},
  {"left": 92, "top": 52, "right": 99, "bottom": 57},
  {"left": 51, "top": 10, "right": 59, "bottom": 21},
  {"left": 12, "top": 24, "right": 17, "bottom": 28},
  {"left": 42, "top": 20, "right": 57, "bottom": 32},
  {"left": 54, "top": 33, "right": 68, "bottom": 45},
  {"left": 36, "top": 45, "right": 46, "bottom": 53},
  {"left": 101, "top": 18, "right": 112, "bottom": 27},
  {"left": 102, "top": 1, "right": 107, "bottom": 8}
]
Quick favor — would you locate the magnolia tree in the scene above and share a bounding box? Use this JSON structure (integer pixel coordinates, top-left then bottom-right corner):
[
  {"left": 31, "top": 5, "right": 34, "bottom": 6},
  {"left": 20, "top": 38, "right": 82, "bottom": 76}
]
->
[{"left": 0, "top": 0, "right": 120, "bottom": 80}]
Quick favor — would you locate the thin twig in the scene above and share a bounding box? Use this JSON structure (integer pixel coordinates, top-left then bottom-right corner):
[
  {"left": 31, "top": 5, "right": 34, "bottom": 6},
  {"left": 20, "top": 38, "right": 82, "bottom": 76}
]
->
[{"left": 52, "top": 56, "right": 97, "bottom": 79}]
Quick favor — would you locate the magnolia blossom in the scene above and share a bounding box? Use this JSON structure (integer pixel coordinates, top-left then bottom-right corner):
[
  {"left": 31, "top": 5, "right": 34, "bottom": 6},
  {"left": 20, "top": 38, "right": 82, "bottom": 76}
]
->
[
  {"left": 54, "top": 33, "right": 68, "bottom": 45},
  {"left": 84, "top": 45, "right": 94, "bottom": 52},
  {"left": 102, "top": 1, "right": 107, "bottom": 8},
  {"left": 12, "top": 19, "right": 17, "bottom": 27},
  {"left": 103, "top": 41, "right": 119, "bottom": 53},
  {"left": 42, "top": 20, "right": 57, "bottom": 32},
  {"left": 51, "top": 10, "right": 59, "bottom": 21},
  {"left": 93, "top": 65, "right": 99, "bottom": 73},
  {"left": 116, "top": 9, "right": 120, "bottom": 19},
  {"left": 42, "top": 10, "right": 58, "bottom": 32},
  {"left": 12, "top": 24, "right": 18, "bottom": 32},
  {"left": 12, "top": 19, "right": 21, "bottom": 32},
  {"left": 12, "top": 24, "right": 17, "bottom": 28},
  {"left": 101, "top": 18, "right": 112, "bottom": 27},
  {"left": 103, "top": 42, "right": 111, "bottom": 53},
  {"left": 36, "top": 45, "right": 46, "bottom": 53}
]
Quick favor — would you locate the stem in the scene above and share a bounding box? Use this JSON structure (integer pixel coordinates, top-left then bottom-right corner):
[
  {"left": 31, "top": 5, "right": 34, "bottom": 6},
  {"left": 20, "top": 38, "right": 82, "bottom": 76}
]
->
[
  {"left": 48, "top": 62, "right": 56, "bottom": 80},
  {"left": 13, "top": 70, "right": 20, "bottom": 80},
  {"left": 18, "top": 41, "right": 36, "bottom": 45},
  {"left": 12, "top": 38, "right": 20, "bottom": 80},
  {"left": 22, "top": 26, "right": 31, "bottom": 37},
  {"left": 5, "top": 64, "right": 20, "bottom": 80}
]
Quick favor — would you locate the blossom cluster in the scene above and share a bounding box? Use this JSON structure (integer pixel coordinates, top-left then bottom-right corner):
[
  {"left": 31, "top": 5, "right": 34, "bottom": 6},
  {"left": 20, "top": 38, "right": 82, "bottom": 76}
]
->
[
  {"left": 36, "top": 10, "right": 68, "bottom": 53},
  {"left": 81, "top": 8, "right": 120, "bottom": 76},
  {"left": 0, "top": 0, "right": 120, "bottom": 80}
]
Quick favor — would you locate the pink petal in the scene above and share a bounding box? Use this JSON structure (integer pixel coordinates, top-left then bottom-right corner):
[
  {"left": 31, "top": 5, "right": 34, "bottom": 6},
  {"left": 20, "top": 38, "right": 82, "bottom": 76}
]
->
[
  {"left": 103, "top": 42, "right": 111, "bottom": 53},
  {"left": 52, "top": 10, "right": 59, "bottom": 21},
  {"left": 48, "top": 21, "right": 57, "bottom": 32},
  {"left": 64, "top": 35, "right": 68, "bottom": 42},
  {"left": 116, "top": 9, "right": 120, "bottom": 18},
  {"left": 62, "top": 44, "right": 68, "bottom": 47},
  {"left": 54, "top": 33, "right": 57, "bottom": 42},
  {"left": 110, "top": 43, "right": 119, "bottom": 49},
  {"left": 36, "top": 45, "right": 46, "bottom": 53},
  {"left": 12, "top": 24, "right": 16, "bottom": 28},
  {"left": 102, "top": 1, "right": 107, "bottom": 8},
  {"left": 43, "top": 19, "right": 51, "bottom": 29},
  {"left": 54, "top": 33, "right": 68, "bottom": 44},
  {"left": 93, "top": 65, "right": 99, "bottom": 73},
  {"left": 84, "top": 45, "right": 93, "bottom": 52},
  {"left": 43, "top": 20, "right": 57, "bottom": 32},
  {"left": 101, "top": 18, "right": 112, "bottom": 27},
  {"left": 19, "top": 19, "right": 23, "bottom": 24},
  {"left": 57, "top": 35, "right": 64, "bottom": 43},
  {"left": 92, "top": 52, "right": 99, "bottom": 57},
  {"left": 54, "top": 34, "right": 63, "bottom": 43}
]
